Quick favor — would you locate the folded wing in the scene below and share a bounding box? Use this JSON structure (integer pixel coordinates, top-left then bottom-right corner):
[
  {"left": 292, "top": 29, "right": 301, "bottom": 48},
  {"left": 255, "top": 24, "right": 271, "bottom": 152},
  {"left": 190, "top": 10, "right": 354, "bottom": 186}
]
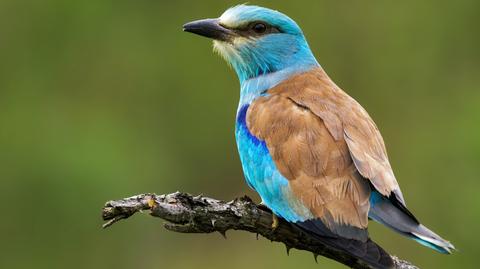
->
[{"left": 267, "top": 68, "right": 404, "bottom": 203}]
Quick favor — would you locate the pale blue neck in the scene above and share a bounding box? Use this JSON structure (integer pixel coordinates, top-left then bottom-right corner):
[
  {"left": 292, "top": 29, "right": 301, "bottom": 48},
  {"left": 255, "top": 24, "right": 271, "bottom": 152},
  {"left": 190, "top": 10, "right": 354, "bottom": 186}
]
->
[{"left": 238, "top": 63, "right": 318, "bottom": 110}]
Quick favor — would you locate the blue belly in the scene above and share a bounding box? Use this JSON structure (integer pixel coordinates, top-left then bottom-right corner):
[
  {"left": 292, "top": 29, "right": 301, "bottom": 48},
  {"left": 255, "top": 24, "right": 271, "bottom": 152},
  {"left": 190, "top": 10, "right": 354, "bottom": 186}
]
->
[{"left": 235, "top": 104, "right": 312, "bottom": 222}]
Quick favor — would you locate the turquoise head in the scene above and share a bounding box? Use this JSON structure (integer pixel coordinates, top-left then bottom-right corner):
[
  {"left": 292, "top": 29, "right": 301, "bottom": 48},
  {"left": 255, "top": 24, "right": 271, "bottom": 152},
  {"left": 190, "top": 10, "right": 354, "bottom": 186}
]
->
[{"left": 184, "top": 5, "right": 319, "bottom": 84}]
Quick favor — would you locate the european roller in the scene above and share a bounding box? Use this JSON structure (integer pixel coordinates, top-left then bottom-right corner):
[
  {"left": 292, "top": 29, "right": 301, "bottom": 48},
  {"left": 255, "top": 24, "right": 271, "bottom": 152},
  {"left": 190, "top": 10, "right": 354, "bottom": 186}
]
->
[{"left": 184, "top": 5, "right": 454, "bottom": 268}]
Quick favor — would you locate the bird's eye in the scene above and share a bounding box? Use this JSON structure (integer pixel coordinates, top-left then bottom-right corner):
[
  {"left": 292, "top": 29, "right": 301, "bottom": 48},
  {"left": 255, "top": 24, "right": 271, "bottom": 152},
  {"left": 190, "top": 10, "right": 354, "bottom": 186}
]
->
[{"left": 252, "top": 23, "right": 267, "bottom": 34}]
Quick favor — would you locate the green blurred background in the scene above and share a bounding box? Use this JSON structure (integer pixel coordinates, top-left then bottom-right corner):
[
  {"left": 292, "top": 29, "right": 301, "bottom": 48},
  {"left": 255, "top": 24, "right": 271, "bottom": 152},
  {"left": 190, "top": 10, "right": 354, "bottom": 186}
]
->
[{"left": 0, "top": 0, "right": 478, "bottom": 268}]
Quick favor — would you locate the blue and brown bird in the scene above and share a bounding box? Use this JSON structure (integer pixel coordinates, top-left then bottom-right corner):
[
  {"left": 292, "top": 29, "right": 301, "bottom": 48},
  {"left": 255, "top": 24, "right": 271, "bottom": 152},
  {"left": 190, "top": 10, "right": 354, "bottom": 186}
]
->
[{"left": 184, "top": 5, "right": 454, "bottom": 268}]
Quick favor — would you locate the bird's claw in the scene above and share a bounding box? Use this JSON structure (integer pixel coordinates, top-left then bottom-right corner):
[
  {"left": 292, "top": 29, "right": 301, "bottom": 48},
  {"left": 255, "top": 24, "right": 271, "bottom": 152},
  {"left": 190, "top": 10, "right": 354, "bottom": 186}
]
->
[{"left": 271, "top": 214, "right": 279, "bottom": 230}]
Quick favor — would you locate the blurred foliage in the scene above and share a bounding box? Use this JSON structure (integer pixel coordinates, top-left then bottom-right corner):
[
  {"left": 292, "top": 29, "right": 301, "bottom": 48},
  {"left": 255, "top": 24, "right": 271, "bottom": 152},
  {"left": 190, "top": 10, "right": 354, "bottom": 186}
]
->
[{"left": 0, "top": 0, "right": 478, "bottom": 268}]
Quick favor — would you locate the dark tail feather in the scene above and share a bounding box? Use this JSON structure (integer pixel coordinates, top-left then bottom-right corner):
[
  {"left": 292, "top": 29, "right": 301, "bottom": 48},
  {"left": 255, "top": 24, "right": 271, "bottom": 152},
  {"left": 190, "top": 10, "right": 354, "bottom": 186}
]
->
[
  {"left": 296, "top": 220, "right": 394, "bottom": 269},
  {"left": 369, "top": 191, "right": 455, "bottom": 254}
]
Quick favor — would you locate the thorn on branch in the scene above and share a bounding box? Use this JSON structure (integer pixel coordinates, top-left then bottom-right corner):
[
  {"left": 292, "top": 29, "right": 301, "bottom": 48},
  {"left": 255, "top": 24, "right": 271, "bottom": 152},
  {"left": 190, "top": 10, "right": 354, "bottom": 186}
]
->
[
  {"left": 285, "top": 244, "right": 291, "bottom": 256},
  {"left": 218, "top": 230, "right": 227, "bottom": 239}
]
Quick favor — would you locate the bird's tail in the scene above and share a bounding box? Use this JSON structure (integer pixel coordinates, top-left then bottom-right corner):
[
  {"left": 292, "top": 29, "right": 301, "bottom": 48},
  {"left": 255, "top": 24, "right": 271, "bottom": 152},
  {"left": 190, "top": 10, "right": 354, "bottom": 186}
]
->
[
  {"left": 296, "top": 220, "right": 394, "bottom": 269},
  {"left": 369, "top": 191, "right": 455, "bottom": 254}
]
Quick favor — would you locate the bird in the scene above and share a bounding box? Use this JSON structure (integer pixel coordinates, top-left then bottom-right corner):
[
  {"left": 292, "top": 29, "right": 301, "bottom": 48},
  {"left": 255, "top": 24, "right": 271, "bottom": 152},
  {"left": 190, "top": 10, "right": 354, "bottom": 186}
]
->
[{"left": 183, "top": 4, "right": 454, "bottom": 268}]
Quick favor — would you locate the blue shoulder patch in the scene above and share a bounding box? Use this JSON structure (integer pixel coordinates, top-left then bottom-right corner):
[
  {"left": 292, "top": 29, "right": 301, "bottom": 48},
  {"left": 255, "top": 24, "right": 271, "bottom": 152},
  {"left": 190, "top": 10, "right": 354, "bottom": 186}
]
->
[{"left": 236, "top": 104, "right": 266, "bottom": 147}]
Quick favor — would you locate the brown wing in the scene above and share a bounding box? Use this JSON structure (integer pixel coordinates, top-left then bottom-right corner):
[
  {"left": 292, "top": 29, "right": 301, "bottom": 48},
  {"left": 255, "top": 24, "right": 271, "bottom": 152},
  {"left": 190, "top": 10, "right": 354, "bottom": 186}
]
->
[
  {"left": 247, "top": 93, "right": 371, "bottom": 240},
  {"left": 267, "top": 68, "right": 402, "bottom": 201}
]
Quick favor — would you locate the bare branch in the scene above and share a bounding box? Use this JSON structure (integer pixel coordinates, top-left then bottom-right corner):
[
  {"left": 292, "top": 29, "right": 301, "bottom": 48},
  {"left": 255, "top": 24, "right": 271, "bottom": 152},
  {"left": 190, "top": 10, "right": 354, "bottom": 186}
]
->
[{"left": 102, "top": 192, "right": 418, "bottom": 269}]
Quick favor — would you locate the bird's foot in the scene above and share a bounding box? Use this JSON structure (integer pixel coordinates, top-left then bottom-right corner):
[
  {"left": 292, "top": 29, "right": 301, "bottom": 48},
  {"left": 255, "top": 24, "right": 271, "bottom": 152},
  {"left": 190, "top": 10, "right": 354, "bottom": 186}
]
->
[
  {"left": 271, "top": 214, "right": 279, "bottom": 230},
  {"left": 256, "top": 203, "right": 279, "bottom": 230}
]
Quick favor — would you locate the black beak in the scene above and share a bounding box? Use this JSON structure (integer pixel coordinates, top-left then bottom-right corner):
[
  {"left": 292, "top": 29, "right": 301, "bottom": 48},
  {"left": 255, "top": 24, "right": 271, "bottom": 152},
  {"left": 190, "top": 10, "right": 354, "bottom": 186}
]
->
[{"left": 183, "top": 18, "right": 233, "bottom": 42}]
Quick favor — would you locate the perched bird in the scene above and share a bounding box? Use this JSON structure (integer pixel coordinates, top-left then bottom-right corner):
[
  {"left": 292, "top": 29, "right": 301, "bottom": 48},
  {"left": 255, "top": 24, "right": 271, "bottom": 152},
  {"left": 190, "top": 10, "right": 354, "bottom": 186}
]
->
[{"left": 184, "top": 5, "right": 454, "bottom": 268}]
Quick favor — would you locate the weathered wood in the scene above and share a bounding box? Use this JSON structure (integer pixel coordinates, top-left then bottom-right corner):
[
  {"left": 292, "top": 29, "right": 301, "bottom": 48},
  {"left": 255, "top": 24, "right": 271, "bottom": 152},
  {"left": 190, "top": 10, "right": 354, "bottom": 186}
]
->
[{"left": 102, "top": 192, "right": 418, "bottom": 269}]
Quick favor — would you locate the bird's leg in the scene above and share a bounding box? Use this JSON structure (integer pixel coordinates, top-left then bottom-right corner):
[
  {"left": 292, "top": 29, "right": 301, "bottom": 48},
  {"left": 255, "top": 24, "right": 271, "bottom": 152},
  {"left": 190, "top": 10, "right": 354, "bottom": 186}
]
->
[
  {"left": 257, "top": 202, "right": 279, "bottom": 230},
  {"left": 271, "top": 214, "right": 279, "bottom": 230}
]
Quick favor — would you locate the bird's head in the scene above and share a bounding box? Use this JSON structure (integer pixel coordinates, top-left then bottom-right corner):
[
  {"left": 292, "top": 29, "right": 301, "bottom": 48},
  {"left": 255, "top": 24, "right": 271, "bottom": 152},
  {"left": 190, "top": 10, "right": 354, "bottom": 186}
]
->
[{"left": 183, "top": 5, "right": 318, "bottom": 83}]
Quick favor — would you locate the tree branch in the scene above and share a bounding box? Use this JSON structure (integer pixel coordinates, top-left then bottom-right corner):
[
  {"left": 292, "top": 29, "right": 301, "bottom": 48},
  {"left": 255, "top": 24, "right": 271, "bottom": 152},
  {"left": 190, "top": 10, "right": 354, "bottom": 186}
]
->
[{"left": 101, "top": 192, "right": 418, "bottom": 269}]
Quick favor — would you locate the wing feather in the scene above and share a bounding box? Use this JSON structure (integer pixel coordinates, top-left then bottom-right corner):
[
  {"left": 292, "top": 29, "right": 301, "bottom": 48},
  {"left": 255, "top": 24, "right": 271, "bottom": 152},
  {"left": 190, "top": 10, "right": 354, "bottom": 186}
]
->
[{"left": 267, "top": 68, "right": 402, "bottom": 200}]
